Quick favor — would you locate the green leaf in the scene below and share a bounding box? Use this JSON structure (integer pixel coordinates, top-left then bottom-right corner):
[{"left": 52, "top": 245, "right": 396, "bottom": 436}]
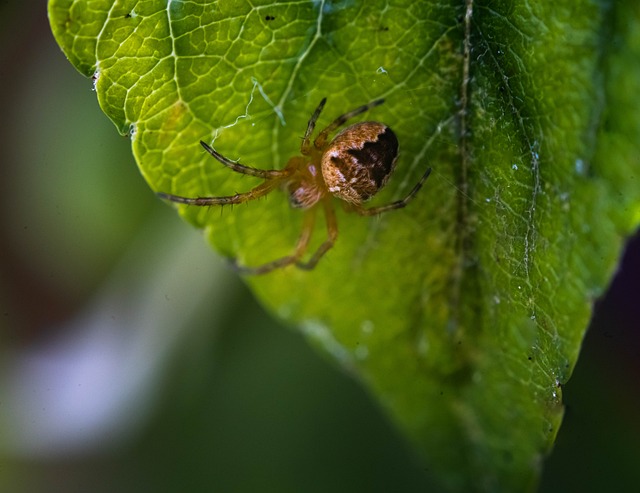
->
[{"left": 49, "top": 0, "right": 640, "bottom": 490}]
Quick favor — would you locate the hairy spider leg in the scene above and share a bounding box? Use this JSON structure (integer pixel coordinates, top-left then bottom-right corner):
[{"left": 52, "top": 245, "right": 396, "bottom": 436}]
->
[
  {"left": 300, "top": 98, "right": 327, "bottom": 155},
  {"left": 313, "top": 98, "right": 385, "bottom": 150},
  {"left": 353, "top": 167, "right": 433, "bottom": 216},
  {"left": 157, "top": 178, "right": 282, "bottom": 206},
  {"left": 296, "top": 199, "right": 338, "bottom": 270},
  {"left": 230, "top": 206, "right": 318, "bottom": 275},
  {"left": 200, "top": 141, "right": 290, "bottom": 178},
  {"left": 157, "top": 141, "right": 295, "bottom": 204}
]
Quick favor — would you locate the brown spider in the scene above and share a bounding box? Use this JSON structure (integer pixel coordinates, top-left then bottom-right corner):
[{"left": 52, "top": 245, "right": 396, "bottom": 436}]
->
[{"left": 158, "top": 98, "right": 431, "bottom": 275}]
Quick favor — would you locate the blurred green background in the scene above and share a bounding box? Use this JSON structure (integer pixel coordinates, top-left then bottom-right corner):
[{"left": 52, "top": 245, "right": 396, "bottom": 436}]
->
[{"left": 0, "top": 2, "right": 638, "bottom": 492}]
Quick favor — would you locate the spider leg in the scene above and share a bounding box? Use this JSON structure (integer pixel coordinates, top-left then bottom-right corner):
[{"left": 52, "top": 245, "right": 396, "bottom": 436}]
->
[
  {"left": 201, "top": 141, "right": 291, "bottom": 178},
  {"left": 313, "top": 98, "right": 385, "bottom": 149},
  {"left": 296, "top": 200, "right": 338, "bottom": 270},
  {"left": 300, "top": 98, "right": 327, "bottom": 155},
  {"left": 157, "top": 178, "right": 282, "bottom": 206},
  {"left": 229, "top": 207, "right": 318, "bottom": 275},
  {"left": 353, "top": 167, "right": 432, "bottom": 216}
]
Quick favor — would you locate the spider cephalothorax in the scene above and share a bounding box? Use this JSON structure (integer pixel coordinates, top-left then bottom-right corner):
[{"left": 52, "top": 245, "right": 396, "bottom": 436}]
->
[{"left": 158, "top": 98, "right": 431, "bottom": 275}]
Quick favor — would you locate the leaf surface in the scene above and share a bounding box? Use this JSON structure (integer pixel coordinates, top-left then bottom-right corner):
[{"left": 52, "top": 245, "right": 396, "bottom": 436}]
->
[{"left": 49, "top": 0, "right": 640, "bottom": 490}]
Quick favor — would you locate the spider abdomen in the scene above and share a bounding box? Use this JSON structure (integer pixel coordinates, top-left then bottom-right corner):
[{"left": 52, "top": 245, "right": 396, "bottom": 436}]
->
[{"left": 321, "top": 122, "right": 399, "bottom": 204}]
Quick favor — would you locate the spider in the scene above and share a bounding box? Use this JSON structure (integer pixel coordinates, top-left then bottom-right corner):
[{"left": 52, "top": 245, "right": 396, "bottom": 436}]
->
[{"left": 158, "top": 98, "right": 432, "bottom": 275}]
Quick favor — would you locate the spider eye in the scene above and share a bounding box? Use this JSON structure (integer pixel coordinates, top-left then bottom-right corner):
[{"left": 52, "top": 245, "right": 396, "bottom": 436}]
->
[{"left": 321, "top": 122, "right": 398, "bottom": 204}]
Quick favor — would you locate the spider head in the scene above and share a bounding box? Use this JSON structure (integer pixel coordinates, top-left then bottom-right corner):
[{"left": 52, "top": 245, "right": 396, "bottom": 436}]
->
[{"left": 286, "top": 159, "right": 325, "bottom": 209}]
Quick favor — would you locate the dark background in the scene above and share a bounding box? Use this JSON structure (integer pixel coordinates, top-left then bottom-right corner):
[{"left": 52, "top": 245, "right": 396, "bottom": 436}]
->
[{"left": 1, "top": 3, "right": 638, "bottom": 492}]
